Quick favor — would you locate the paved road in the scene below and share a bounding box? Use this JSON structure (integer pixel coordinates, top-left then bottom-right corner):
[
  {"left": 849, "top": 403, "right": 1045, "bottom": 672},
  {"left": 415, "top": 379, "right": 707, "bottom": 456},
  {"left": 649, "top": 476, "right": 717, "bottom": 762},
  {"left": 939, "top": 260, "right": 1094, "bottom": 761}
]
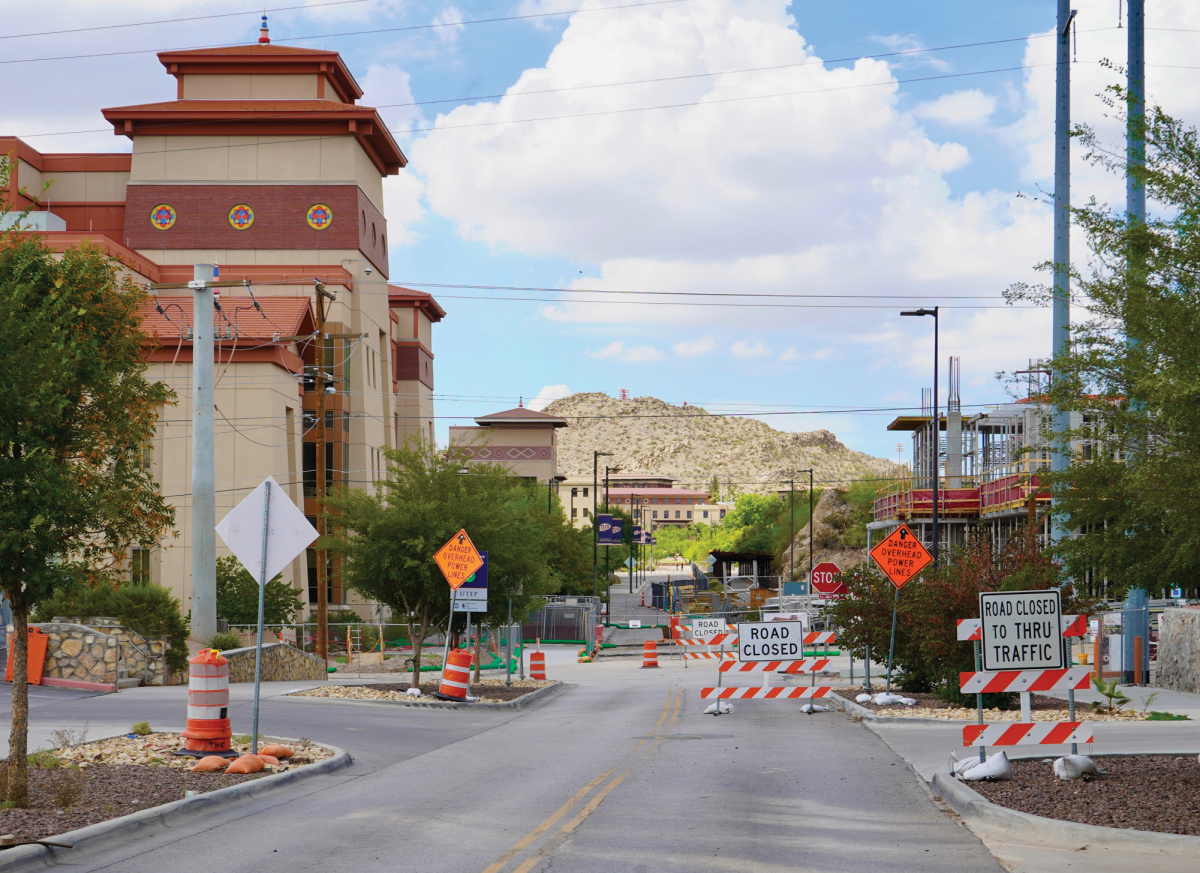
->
[{"left": 2, "top": 657, "right": 1002, "bottom": 872}]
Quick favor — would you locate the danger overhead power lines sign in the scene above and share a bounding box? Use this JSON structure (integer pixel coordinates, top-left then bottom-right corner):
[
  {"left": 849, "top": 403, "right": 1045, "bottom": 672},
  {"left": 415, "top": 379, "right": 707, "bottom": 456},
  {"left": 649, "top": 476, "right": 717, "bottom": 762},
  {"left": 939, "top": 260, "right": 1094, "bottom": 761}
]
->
[
  {"left": 869, "top": 523, "right": 933, "bottom": 589},
  {"left": 433, "top": 529, "right": 484, "bottom": 590}
]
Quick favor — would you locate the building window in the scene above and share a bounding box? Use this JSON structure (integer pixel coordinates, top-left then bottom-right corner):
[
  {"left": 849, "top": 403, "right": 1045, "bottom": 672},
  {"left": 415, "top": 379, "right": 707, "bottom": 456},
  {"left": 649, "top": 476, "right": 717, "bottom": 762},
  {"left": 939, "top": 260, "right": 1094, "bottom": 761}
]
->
[
  {"left": 583, "top": 487, "right": 589, "bottom": 497},
  {"left": 675, "top": 511, "right": 681, "bottom": 519},
  {"left": 720, "top": 509, "right": 726, "bottom": 518},
  {"left": 571, "top": 488, "right": 578, "bottom": 498},
  {"left": 652, "top": 511, "right": 658, "bottom": 519},
  {"left": 583, "top": 508, "right": 590, "bottom": 518},
  {"left": 130, "top": 547, "right": 151, "bottom": 584},
  {"left": 687, "top": 511, "right": 692, "bottom": 519},
  {"left": 703, "top": 511, "right": 709, "bottom": 519},
  {"left": 572, "top": 508, "right": 578, "bottom": 518}
]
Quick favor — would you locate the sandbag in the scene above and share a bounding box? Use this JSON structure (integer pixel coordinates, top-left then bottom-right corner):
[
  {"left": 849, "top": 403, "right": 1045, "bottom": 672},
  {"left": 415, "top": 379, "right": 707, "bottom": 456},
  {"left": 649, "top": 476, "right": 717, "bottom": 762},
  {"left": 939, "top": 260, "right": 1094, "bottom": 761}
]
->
[
  {"left": 257, "top": 754, "right": 280, "bottom": 767},
  {"left": 226, "top": 755, "right": 265, "bottom": 774},
  {"left": 703, "top": 702, "right": 733, "bottom": 716},
  {"left": 871, "top": 692, "right": 916, "bottom": 706},
  {"left": 259, "top": 744, "right": 293, "bottom": 759},
  {"left": 800, "top": 704, "right": 828, "bottom": 714},
  {"left": 855, "top": 693, "right": 872, "bottom": 704},
  {"left": 1053, "top": 755, "right": 1096, "bottom": 781},
  {"left": 189, "top": 755, "right": 229, "bottom": 772},
  {"left": 959, "top": 751, "right": 1012, "bottom": 782}
]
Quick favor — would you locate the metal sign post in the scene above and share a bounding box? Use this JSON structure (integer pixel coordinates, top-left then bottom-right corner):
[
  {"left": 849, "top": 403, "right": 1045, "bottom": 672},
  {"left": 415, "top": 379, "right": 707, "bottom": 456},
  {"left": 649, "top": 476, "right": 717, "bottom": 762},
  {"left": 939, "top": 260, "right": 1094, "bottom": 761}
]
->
[{"left": 215, "top": 476, "right": 317, "bottom": 756}]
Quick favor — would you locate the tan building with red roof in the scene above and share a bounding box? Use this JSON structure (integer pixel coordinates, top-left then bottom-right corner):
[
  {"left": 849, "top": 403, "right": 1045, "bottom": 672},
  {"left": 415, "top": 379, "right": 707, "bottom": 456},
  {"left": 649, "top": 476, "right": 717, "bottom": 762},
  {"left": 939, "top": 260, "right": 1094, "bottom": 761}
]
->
[
  {"left": 2, "top": 19, "right": 441, "bottom": 620},
  {"left": 449, "top": 407, "right": 569, "bottom": 486}
]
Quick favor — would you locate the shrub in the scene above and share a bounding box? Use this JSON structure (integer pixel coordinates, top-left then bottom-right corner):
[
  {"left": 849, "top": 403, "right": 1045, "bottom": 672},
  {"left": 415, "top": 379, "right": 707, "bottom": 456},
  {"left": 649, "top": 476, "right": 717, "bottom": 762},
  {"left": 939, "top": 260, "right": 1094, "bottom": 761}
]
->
[
  {"left": 206, "top": 631, "right": 245, "bottom": 652},
  {"left": 215, "top": 556, "right": 303, "bottom": 626},
  {"left": 33, "top": 579, "right": 191, "bottom": 672},
  {"left": 27, "top": 750, "right": 60, "bottom": 770},
  {"left": 131, "top": 721, "right": 152, "bottom": 736},
  {"left": 49, "top": 769, "right": 84, "bottom": 809}
]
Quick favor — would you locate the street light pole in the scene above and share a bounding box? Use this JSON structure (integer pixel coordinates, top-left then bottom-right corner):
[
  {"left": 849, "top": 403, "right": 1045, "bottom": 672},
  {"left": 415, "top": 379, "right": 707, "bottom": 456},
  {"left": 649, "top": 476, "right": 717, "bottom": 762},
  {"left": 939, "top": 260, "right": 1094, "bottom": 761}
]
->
[
  {"left": 592, "top": 451, "right": 612, "bottom": 598},
  {"left": 901, "top": 307, "right": 940, "bottom": 566}
]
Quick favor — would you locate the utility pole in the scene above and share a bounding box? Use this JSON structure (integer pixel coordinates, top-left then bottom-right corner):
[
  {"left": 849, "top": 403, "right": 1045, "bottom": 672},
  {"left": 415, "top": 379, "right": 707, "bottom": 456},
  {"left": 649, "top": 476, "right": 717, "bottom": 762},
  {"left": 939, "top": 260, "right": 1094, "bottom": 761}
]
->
[
  {"left": 313, "top": 279, "right": 337, "bottom": 663},
  {"left": 592, "top": 450, "right": 612, "bottom": 597},
  {"left": 189, "top": 263, "right": 217, "bottom": 642},
  {"left": 1050, "top": 0, "right": 1076, "bottom": 542},
  {"left": 1127, "top": 0, "right": 1145, "bottom": 226}
]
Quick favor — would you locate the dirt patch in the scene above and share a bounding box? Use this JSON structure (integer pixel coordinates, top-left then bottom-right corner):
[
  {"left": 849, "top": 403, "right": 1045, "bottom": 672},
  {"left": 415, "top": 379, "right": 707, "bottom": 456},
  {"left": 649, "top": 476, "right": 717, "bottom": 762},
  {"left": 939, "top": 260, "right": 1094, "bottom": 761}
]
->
[
  {"left": 833, "top": 689, "right": 1146, "bottom": 722},
  {"left": 970, "top": 756, "right": 1200, "bottom": 836},
  {"left": 0, "top": 764, "right": 263, "bottom": 844},
  {"left": 330, "top": 653, "right": 443, "bottom": 675},
  {"left": 291, "top": 679, "right": 550, "bottom": 704}
]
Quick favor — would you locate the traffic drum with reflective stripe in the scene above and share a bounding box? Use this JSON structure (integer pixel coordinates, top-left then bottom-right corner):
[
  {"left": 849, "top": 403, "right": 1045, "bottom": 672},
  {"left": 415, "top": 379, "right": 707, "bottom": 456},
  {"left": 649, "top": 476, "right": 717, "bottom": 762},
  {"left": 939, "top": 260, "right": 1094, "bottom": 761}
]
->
[
  {"left": 433, "top": 649, "right": 472, "bottom": 701},
  {"left": 181, "top": 649, "right": 233, "bottom": 753}
]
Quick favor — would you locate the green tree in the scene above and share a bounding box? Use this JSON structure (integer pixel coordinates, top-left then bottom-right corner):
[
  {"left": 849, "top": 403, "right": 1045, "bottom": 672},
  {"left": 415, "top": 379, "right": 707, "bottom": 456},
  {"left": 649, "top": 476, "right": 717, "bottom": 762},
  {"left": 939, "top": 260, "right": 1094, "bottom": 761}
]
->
[
  {"left": 215, "top": 556, "right": 304, "bottom": 626},
  {"left": 321, "top": 439, "right": 556, "bottom": 688},
  {"left": 1008, "top": 102, "right": 1200, "bottom": 596},
  {"left": 0, "top": 166, "right": 175, "bottom": 804},
  {"left": 707, "top": 474, "right": 720, "bottom": 503}
]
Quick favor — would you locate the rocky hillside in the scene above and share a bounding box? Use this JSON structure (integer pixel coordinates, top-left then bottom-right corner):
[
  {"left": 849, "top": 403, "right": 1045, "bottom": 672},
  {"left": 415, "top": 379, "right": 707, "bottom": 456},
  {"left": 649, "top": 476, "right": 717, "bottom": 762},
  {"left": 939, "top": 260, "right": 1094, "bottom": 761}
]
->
[{"left": 544, "top": 393, "right": 896, "bottom": 493}]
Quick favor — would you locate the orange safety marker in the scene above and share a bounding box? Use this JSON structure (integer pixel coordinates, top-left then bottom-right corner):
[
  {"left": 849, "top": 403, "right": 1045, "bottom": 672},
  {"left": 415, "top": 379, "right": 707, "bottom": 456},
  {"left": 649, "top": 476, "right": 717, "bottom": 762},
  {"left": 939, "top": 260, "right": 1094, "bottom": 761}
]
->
[
  {"left": 434, "top": 649, "right": 472, "bottom": 701},
  {"left": 181, "top": 649, "right": 233, "bottom": 755},
  {"left": 641, "top": 640, "right": 660, "bottom": 668},
  {"left": 530, "top": 651, "right": 547, "bottom": 680}
]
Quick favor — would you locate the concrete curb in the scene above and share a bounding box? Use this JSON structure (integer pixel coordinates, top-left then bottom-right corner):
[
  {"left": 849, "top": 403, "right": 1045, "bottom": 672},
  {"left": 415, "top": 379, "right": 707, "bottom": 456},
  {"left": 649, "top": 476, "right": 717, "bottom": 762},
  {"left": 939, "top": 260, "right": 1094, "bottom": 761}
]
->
[
  {"left": 0, "top": 740, "right": 352, "bottom": 871},
  {"left": 283, "top": 680, "right": 567, "bottom": 711},
  {"left": 931, "top": 769, "right": 1200, "bottom": 857}
]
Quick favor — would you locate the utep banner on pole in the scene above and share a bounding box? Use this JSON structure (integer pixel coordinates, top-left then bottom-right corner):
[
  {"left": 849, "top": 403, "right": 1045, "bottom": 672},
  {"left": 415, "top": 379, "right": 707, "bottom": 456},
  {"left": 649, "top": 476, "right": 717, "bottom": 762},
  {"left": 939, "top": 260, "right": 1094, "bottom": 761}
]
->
[{"left": 597, "top": 515, "right": 623, "bottom": 546}]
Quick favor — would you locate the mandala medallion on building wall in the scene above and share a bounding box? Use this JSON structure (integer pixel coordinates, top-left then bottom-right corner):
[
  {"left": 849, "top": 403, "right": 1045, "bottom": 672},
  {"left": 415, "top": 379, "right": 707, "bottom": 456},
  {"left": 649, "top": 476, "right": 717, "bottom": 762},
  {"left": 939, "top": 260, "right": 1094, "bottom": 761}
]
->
[
  {"left": 228, "top": 204, "right": 255, "bottom": 230},
  {"left": 306, "top": 204, "right": 333, "bottom": 230},
  {"left": 149, "top": 204, "right": 176, "bottom": 230}
]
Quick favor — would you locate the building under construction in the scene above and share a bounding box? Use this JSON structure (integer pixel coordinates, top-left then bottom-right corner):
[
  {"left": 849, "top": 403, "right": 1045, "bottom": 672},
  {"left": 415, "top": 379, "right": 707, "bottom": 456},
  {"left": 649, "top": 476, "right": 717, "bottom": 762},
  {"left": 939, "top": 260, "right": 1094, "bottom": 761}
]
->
[{"left": 869, "top": 359, "right": 1076, "bottom": 553}]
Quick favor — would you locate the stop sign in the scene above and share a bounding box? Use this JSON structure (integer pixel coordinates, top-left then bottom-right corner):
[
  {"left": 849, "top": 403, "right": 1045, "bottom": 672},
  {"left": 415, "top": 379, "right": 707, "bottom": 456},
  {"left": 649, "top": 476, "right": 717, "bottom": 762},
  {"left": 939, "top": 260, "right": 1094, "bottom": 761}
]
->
[{"left": 810, "top": 562, "right": 844, "bottom": 596}]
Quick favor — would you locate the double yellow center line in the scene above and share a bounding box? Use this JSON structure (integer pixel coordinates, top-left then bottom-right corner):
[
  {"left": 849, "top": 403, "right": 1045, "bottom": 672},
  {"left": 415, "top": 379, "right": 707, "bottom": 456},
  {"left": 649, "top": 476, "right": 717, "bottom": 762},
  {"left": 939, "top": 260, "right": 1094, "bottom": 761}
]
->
[{"left": 482, "top": 686, "right": 682, "bottom": 873}]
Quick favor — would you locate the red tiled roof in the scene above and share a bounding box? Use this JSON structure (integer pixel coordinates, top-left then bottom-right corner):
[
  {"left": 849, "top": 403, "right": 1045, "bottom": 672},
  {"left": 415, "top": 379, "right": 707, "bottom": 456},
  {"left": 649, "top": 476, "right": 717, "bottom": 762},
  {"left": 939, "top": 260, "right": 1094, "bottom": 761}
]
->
[
  {"left": 157, "top": 44, "right": 364, "bottom": 102},
  {"left": 388, "top": 285, "right": 446, "bottom": 322},
  {"left": 474, "top": 408, "right": 569, "bottom": 427},
  {"left": 164, "top": 45, "right": 335, "bottom": 57},
  {"left": 605, "top": 488, "right": 711, "bottom": 499},
  {"left": 138, "top": 294, "right": 314, "bottom": 341}
]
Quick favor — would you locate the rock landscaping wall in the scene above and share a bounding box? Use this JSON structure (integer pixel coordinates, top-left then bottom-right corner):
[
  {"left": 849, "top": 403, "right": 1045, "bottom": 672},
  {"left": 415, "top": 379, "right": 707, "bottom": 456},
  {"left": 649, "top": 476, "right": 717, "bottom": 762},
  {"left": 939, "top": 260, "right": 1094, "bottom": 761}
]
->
[
  {"left": 223, "top": 642, "right": 327, "bottom": 682},
  {"left": 30, "top": 623, "right": 119, "bottom": 686},
  {"left": 51, "top": 616, "right": 172, "bottom": 686},
  {"left": 1155, "top": 608, "right": 1200, "bottom": 694}
]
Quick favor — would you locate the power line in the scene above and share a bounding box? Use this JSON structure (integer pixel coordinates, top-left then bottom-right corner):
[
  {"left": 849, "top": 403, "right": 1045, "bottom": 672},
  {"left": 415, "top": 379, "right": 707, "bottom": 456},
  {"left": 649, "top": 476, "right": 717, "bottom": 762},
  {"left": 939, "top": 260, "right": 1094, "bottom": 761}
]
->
[
  {"left": 0, "top": 0, "right": 691, "bottom": 66},
  {"left": 0, "top": 0, "right": 371, "bottom": 41}
]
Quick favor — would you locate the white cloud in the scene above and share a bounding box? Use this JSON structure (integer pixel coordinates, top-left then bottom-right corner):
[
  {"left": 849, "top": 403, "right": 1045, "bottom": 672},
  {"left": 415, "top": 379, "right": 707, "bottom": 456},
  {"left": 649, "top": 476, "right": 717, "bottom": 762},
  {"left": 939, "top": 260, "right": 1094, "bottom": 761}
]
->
[
  {"left": 913, "top": 89, "right": 997, "bottom": 126},
  {"left": 731, "top": 339, "right": 770, "bottom": 358},
  {"left": 868, "top": 34, "right": 953, "bottom": 71},
  {"left": 586, "top": 341, "right": 664, "bottom": 362},
  {"left": 673, "top": 337, "right": 717, "bottom": 356},
  {"left": 528, "top": 384, "right": 571, "bottom": 410},
  {"left": 431, "top": 6, "right": 465, "bottom": 44}
]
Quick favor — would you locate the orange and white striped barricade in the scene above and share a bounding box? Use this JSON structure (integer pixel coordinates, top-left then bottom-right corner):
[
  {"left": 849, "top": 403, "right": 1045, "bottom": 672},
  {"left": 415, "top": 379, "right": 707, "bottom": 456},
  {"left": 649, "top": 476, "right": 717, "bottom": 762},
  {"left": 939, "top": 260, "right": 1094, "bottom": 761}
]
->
[
  {"left": 959, "top": 667, "right": 1091, "bottom": 694},
  {"left": 434, "top": 649, "right": 473, "bottom": 701},
  {"left": 180, "top": 649, "right": 233, "bottom": 756},
  {"left": 529, "top": 651, "right": 547, "bottom": 680},
  {"left": 963, "top": 722, "right": 1093, "bottom": 747},
  {"left": 641, "top": 641, "right": 659, "bottom": 668},
  {"left": 957, "top": 615, "right": 1087, "bottom": 642},
  {"left": 700, "top": 686, "right": 832, "bottom": 700},
  {"left": 719, "top": 658, "right": 831, "bottom": 674}
]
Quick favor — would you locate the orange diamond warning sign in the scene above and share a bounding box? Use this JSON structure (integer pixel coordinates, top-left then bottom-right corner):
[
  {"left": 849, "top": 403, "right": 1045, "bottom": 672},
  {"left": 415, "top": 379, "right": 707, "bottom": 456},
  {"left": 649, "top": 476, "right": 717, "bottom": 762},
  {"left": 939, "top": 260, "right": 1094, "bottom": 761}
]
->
[
  {"left": 434, "top": 529, "right": 484, "bottom": 590},
  {"left": 869, "top": 524, "right": 933, "bottom": 589}
]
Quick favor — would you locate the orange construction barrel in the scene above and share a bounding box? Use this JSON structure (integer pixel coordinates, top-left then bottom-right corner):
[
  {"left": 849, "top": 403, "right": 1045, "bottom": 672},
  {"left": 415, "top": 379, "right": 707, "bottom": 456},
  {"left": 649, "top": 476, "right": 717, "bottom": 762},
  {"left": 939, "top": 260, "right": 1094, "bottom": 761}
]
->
[
  {"left": 181, "top": 649, "right": 232, "bottom": 753},
  {"left": 641, "top": 641, "right": 659, "bottom": 668},
  {"left": 434, "top": 649, "right": 472, "bottom": 701},
  {"left": 529, "top": 651, "right": 547, "bottom": 680}
]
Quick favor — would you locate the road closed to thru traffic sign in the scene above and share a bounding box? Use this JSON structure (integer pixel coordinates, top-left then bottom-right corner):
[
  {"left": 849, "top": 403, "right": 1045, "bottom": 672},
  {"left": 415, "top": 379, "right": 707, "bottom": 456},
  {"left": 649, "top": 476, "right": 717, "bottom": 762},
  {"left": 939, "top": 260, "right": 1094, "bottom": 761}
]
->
[
  {"left": 979, "top": 590, "right": 1064, "bottom": 672},
  {"left": 737, "top": 621, "right": 804, "bottom": 661}
]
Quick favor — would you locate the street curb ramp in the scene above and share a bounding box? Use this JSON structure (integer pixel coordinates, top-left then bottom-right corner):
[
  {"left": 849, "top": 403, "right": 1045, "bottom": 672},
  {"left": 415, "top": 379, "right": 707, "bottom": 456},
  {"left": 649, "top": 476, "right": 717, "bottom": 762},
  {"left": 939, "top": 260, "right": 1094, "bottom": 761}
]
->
[
  {"left": 931, "top": 769, "right": 1200, "bottom": 857},
  {"left": 0, "top": 740, "right": 352, "bottom": 871}
]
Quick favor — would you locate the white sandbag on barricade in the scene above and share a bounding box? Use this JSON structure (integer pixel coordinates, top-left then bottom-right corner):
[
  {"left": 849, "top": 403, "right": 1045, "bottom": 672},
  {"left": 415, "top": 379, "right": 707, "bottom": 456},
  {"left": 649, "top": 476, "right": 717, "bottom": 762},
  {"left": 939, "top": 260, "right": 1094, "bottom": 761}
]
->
[
  {"left": 1053, "top": 755, "right": 1096, "bottom": 781},
  {"left": 957, "top": 751, "right": 1012, "bottom": 782}
]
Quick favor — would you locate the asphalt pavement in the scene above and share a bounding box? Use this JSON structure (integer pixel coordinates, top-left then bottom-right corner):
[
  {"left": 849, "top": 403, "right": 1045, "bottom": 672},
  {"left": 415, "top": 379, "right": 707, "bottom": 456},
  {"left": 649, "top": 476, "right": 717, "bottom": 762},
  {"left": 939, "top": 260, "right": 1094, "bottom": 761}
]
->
[{"left": 0, "top": 648, "right": 1002, "bottom": 872}]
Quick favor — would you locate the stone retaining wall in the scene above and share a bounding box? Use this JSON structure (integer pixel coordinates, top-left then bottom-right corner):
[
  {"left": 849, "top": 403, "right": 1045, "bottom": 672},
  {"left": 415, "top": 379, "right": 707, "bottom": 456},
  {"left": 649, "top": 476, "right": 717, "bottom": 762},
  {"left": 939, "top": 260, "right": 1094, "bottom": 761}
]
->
[
  {"left": 29, "top": 623, "right": 119, "bottom": 686},
  {"left": 1156, "top": 608, "right": 1200, "bottom": 694},
  {"left": 222, "top": 642, "right": 328, "bottom": 682},
  {"left": 51, "top": 616, "right": 171, "bottom": 686}
]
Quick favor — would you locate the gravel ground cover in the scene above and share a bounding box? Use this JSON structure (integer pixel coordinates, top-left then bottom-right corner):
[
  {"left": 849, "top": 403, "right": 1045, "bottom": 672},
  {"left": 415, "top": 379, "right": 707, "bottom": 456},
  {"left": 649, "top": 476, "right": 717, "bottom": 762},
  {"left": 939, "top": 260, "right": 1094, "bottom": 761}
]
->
[
  {"left": 293, "top": 679, "right": 550, "bottom": 703},
  {"left": 834, "top": 689, "right": 1146, "bottom": 722},
  {"left": 330, "top": 653, "right": 443, "bottom": 674},
  {"left": 0, "top": 734, "right": 333, "bottom": 844},
  {"left": 970, "top": 755, "right": 1200, "bottom": 836}
]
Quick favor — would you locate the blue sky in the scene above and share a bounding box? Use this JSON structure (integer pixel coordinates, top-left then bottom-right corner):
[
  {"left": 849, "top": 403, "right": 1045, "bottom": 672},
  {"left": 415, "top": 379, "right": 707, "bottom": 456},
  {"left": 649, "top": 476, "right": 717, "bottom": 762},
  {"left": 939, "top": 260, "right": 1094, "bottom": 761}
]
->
[{"left": 7, "top": 0, "right": 1200, "bottom": 464}]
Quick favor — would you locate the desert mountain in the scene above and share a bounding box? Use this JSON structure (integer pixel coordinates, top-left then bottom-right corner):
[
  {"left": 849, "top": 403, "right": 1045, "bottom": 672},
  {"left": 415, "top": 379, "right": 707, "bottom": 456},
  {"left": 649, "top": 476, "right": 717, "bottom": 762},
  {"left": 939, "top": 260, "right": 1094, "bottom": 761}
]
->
[{"left": 544, "top": 393, "right": 895, "bottom": 493}]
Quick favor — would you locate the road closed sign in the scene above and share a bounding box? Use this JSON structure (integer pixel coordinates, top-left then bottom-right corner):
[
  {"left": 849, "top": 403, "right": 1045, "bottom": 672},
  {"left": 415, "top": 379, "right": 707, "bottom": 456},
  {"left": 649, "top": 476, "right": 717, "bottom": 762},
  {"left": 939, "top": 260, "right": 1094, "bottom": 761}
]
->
[
  {"left": 979, "top": 590, "right": 1064, "bottom": 672},
  {"left": 736, "top": 621, "right": 804, "bottom": 662},
  {"left": 692, "top": 617, "right": 726, "bottom": 637}
]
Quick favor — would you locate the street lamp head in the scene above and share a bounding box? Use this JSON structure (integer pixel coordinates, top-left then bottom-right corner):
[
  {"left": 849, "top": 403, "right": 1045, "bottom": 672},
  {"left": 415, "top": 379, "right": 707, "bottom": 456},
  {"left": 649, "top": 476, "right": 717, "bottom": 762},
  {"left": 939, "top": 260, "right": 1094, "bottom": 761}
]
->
[{"left": 901, "top": 308, "right": 937, "bottom": 317}]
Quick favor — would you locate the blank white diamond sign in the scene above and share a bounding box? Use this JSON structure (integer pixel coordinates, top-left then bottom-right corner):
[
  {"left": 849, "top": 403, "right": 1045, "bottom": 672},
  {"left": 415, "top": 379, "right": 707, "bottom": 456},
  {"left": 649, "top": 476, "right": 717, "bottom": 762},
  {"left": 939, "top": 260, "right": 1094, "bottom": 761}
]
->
[{"left": 216, "top": 476, "right": 318, "bottom": 584}]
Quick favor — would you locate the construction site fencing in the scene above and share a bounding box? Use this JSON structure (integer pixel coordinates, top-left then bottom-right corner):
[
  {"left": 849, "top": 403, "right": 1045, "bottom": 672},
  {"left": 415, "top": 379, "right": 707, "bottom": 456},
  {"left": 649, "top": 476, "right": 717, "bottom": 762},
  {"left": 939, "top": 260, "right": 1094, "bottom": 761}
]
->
[
  {"left": 226, "top": 623, "right": 446, "bottom": 657},
  {"left": 520, "top": 597, "right": 601, "bottom": 647}
]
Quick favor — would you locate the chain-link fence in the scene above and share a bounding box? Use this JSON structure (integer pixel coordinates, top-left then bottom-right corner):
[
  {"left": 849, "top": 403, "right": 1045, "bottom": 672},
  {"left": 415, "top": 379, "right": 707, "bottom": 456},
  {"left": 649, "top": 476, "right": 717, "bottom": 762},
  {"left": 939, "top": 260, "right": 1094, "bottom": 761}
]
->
[{"left": 520, "top": 597, "right": 601, "bottom": 647}]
